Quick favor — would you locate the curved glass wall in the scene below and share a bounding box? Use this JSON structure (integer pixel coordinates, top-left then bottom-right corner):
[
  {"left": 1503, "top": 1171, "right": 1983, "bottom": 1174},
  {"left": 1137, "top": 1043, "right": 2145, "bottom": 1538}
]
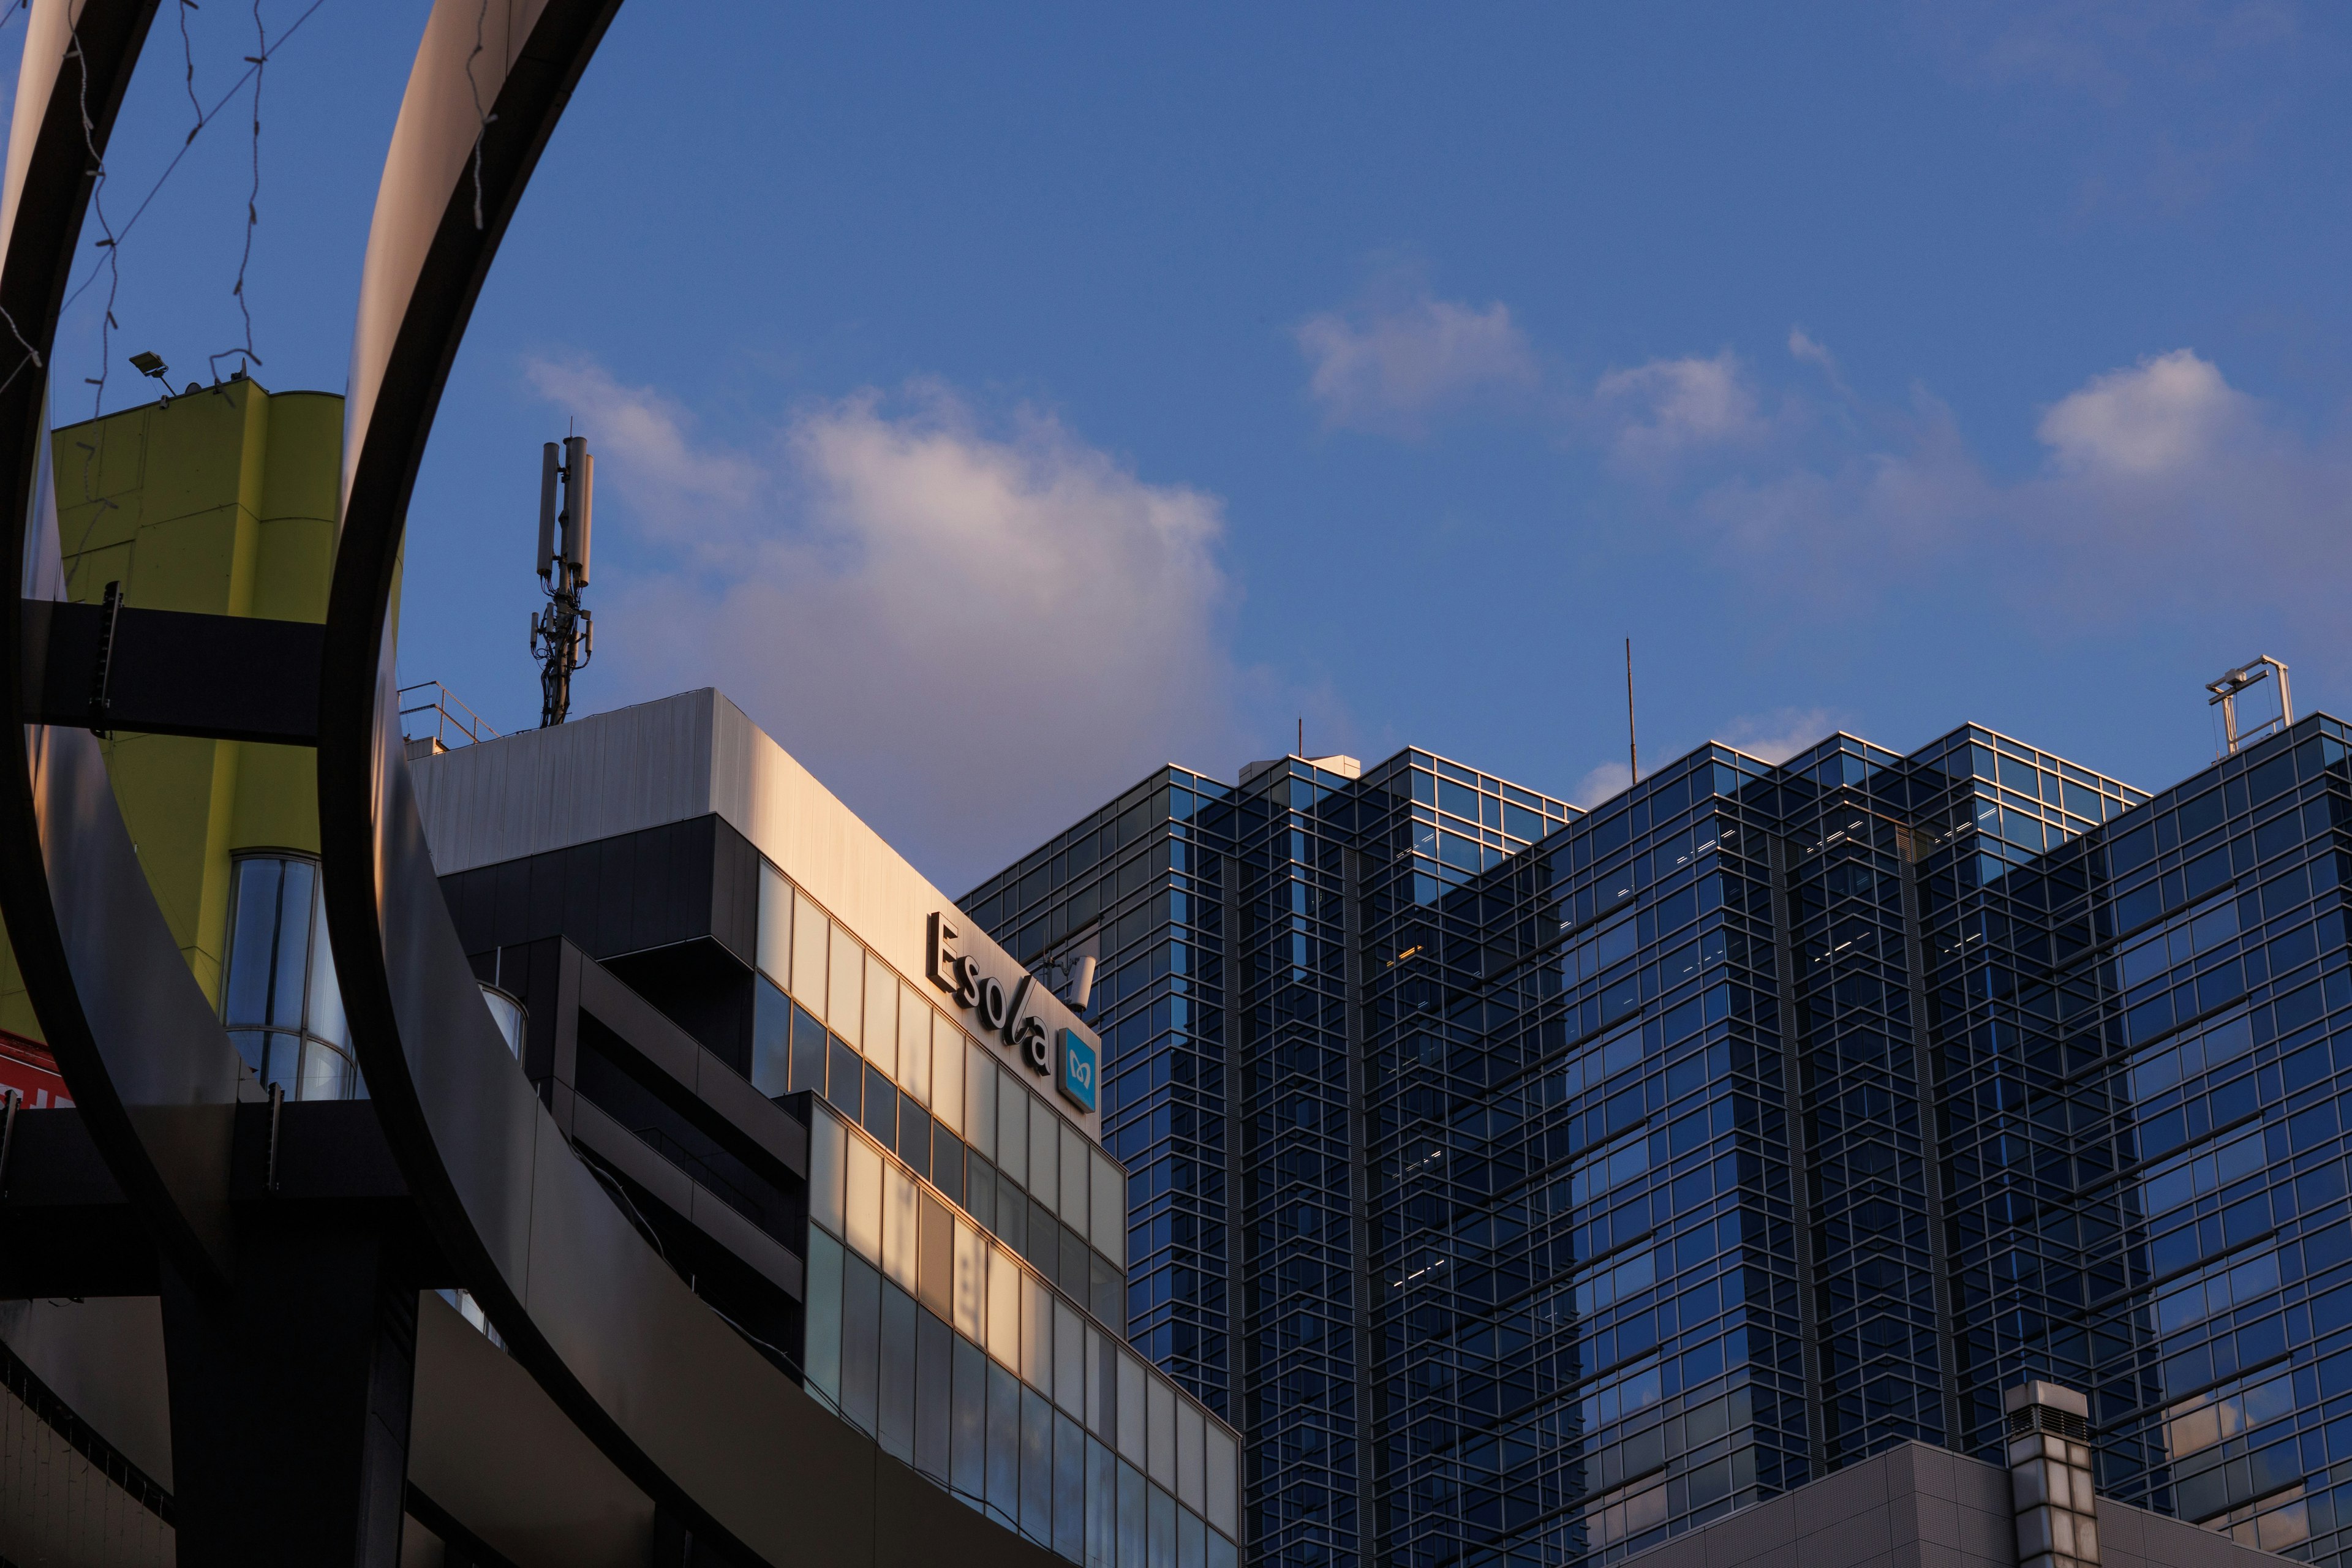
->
[{"left": 222, "top": 854, "right": 360, "bottom": 1100}]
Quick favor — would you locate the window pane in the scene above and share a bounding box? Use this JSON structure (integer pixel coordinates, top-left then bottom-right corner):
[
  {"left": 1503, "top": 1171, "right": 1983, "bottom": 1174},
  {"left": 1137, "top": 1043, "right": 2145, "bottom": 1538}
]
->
[
  {"left": 953, "top": 1218, "right": 986, "bottom": 1341},
  {"left": 988, "top": 1360, "right": 1022, "bottom": 1528},
  {"left": 831, "top": 933, "right": 865, "bottom": 1050},
  {"left": 878, "top": 1282, "right": 916, "bottom": 1461},
  {"left": 840, "top": 1252, "right": 881, "bottom": 1434},
  {"left": 805, "top": 1229, "right": 843, "bottom": 1409},
  {"left": 1030, "top": 1097, "right": 1058, "bottom": 1214},
  {"left": 1148, "top": 1483, "right": 1175, "bottom": 1568},
  {"left": 1092, "top": 1152, "right": 1125, "bottom": 1267},
  {"left": 1088, "top": 1434, "right": 1115, "bottom": 1568},
  {"left": 830, "top": 1036, "right": 863, "bottom": 1123},
  {"left": 1117, "top": 1352, "right": 1146, "bottom": 1463},
  {"left": 969, "top": 1159, "right": 998, "bottom": 1240},
  {"left": 987, "top": 1244, "right": 1022, "bottom": 1367},
  {"left": 298, "top": 1041, "right": 352, "bottom": 1102},
  {"left": 1061, "top": 1127, "right": 1088, "bottom": 1242},
  {"left": 900, "top": 981, "right": 931, "bottom": 1106},
  {"left": 306, "top": 888, "right": 347, "bottom": 1047},
  {"left": 900, "top": 1100, "right": 935, "bottom": 1183},
  {"left": 263, "top": 1032, "right": 302, "bottom": 1094},
  {"left": 791, "top": 891, "right": 829, "bottom": 1021},
  {"left": 1117, "top": 1461, "right": 1146, "bottom": 1568},
  {"left": 865, "top": 1065, "right": 899, "bottom": 1152},
  {"left": 224, "top": 859, "right": 282, "bottom": 1026},
  {"left": 998, "top": 1069, "right": 1027, "bottom": 1188},
  {"left": 1056, "top": 1411, "right": 1085, "bottom": 1560},
  {"left": 845, "top": 1135, "right": 882, "bottom": 1264},
  {"left": 1177, "top": 1404, "right": 1204, "bottom": 1512},
  {"left": 756, "top": 863, "right": 791, "bottom": 987},
  {"left": 953, "top": 1334, "right": 987, "bottom": 1502},
  {"left": 791, "top": 1003, "right": 826, "bottom": 1094},
  {"left": 1204, "top": 1426, "right": 1237, "bottom": 1537},
  {"left": 271, "top": 861, "right": 315, "bottom": 1029},
  {"left": 1023, "top": 1274, "right": 1053, "bottom": 1389},
  {"left": 810, "top": 1106, "right": 846, "bottom": 1237},
  {"left": 966, "top": 1047, "right": 997, "bottom": 1162},
  {"left": 882, "top": 1165, "right": 917, "bottom": 1291},
  {"left": 1055, "top": 1298, "right": 1084, "bottom": 1415},
  {"left": 933, "top": 1127, "right": 965, "bottom": 1207},
  {"left": 865, "top": 962, "right": 895, "bottom": 1077},
  {"left": 751, "top": 978, "right": 791, "bottom": 1097},
  {"left": 1147, "top": 1376, "right": 1175, "bottom": 1488},
  {"left": 998, "top": 1181, "right": 1029, "bottom": 1257},
  {"left": 1022, "top": 1387, "right": 1052, "bottom": 1544},
  {"left": 932, "top": 1022, "right": 964, "bottom": 1134},
  {"left": 916, "top": 1302, "right": 953, "bottom": 1483}
]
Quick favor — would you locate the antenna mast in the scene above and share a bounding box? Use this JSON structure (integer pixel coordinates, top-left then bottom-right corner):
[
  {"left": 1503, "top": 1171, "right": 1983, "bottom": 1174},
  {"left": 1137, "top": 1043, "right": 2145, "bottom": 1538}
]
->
[
  {"left": 1625, "top": 637, "right": 1638, "bottom": 783},
  {"left": 530, "top": 437, "right": 595, "bottom": 726}
]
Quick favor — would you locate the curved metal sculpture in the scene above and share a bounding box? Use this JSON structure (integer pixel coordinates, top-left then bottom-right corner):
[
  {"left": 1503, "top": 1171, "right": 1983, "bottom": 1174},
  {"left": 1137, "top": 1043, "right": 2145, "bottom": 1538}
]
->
[
  {"left": 321, "top": 16, "right": 859, "bottom": 1556},
  {"left": 0, "top": 1, "right": 247, "bottom": 1298},
  {"left": 0, "top": 2, "right": 951, "bottom": 1562}
]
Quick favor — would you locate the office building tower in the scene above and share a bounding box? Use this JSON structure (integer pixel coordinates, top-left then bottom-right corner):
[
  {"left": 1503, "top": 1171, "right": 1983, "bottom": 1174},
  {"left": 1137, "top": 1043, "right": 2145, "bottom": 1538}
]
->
[{"left": 972, "top": 714, "right": 2352, "bottom": 1568}]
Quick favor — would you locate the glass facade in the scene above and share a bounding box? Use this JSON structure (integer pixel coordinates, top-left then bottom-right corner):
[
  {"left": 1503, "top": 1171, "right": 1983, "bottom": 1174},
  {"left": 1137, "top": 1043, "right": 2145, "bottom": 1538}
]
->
[
  {"left": 222, "top": 853, "right": 358, "bottom": 1099},
  {"left": 737, "top": 848, "right": 1244, "bottom": 1559},
  {"left": 803, "top": 1098, "right": 1244, "bottom": 1564},
  {"left": 967, "top": 714, "right": 2352, "bottom": 1568},
  {"left": 966, "top": 755, "right": 1575, "bottom": 1567}
]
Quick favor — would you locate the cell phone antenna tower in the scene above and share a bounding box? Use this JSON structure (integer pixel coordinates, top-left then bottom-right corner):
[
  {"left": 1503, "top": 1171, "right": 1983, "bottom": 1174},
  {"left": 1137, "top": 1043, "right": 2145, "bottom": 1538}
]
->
[{"left": 530, "top": 437, "right": 595, "bottom": 727}]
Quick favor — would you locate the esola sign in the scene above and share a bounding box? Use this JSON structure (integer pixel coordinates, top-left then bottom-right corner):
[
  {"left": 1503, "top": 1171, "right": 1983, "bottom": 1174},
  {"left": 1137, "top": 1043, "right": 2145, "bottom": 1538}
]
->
[{"left": 927, "top": 913, "right": 1098, "bottom": 1115}]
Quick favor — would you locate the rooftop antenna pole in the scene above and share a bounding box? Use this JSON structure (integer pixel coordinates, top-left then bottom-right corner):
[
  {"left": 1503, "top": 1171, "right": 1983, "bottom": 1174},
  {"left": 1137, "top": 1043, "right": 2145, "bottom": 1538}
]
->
[
  {"left": 1298, "top": 716, "right": 1303, "bottom": 758},
  {"left": 530, "top": 436, "right": 595, "bottom": 726},
  {"left": 1625, "top": 637, "right": 1638, "bottom": 783}
]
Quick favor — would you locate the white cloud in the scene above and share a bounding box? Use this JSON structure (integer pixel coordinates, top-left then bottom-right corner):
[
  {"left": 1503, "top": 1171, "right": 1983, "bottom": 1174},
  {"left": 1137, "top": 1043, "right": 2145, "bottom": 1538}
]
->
[
  {"left": 1593, "top": 351, "right": 1767, "bottom": 468},
  {"left": 1295, "top": 290, "right": 1536, "bottom": 435},
  {"left": 1786, "top": 326, "right": 1857, "bottom": 404},
  {"left": 1787, "top": 328, "right": 1838, "bottom": 374},
  {"left": 1717, "top": 708, "right": 1838, "bottom": 766},
  {"left": 1591, "top": 338, "right": 2352, "bottom": 642},
  {"left": 527, "top": 357, "right": 1253, "bottom": 888},
  {"left": 2034, "top": 348, "right": 2252, "bottom": 477},
  {"left": 1572, "top": 760, "right": 1632, "bottom": 809}
]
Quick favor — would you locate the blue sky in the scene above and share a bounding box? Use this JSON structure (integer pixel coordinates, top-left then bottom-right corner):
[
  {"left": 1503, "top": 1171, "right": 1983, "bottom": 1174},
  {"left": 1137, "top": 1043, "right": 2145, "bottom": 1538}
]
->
[{"left": 14, "top": 1, "right": 2352, "bottom": 888}]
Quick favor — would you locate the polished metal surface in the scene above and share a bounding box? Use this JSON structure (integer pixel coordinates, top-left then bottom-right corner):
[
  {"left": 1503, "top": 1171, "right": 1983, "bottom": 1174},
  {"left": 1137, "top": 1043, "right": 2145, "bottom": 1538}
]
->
[{"left": 0, "top": 0, "right": 246, "bottom": 1295}]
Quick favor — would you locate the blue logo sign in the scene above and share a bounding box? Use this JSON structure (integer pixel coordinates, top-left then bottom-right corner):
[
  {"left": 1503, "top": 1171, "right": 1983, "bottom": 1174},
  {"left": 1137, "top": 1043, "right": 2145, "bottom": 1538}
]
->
[{"left": 1057, "top": 1028, "right": 1098, "bottom": 1114}]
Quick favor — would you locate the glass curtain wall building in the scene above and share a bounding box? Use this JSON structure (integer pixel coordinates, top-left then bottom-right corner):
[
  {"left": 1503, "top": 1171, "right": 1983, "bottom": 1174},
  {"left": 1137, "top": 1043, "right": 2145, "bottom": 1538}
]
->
[
  {"left": 972, "top": 714, "right": 2352, "bottom": 1568},
  {"left": 963, "top": 755, "right": 1577, "bottom": 1567}
]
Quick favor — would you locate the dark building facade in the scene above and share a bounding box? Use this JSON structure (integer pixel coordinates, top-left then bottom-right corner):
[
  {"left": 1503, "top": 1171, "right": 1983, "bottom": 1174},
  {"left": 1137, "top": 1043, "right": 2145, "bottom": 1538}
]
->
[{"left": 970, "top": 714, "right": 2352, "bottom": 1568}]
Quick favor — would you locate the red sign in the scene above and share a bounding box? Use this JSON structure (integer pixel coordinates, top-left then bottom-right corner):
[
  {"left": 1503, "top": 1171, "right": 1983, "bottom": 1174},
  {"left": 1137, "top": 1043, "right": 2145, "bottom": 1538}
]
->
[{"left": 0, "top": 1030, "right": 71, "bottom": 1108}]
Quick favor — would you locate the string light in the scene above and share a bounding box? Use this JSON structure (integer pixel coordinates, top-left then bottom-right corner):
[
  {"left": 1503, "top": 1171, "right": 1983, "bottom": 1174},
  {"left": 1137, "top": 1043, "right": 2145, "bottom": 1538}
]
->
[
  {"left": 70, "top": 24, "right": 127, "bottom": 424},
  {"left": 208, "top": 0, "right": 268, "bottom": 382},
  {"left": 464, "top": 0, "right": 499, "bottom": 230},
  {"left": 51, "top": 0, "right": 329, "bottom": 320},
  {"left": 0, "top": 0, "right": 326, "bottom": 423},
  {"left": 176, "top": 0, "right": 202, "bottom": 136}
]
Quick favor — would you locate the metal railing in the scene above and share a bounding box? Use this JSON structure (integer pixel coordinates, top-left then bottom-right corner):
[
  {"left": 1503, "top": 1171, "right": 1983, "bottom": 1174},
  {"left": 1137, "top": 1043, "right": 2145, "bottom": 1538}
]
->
[{"left": 396, "top": 680, "right": 499, "bottom": 755}]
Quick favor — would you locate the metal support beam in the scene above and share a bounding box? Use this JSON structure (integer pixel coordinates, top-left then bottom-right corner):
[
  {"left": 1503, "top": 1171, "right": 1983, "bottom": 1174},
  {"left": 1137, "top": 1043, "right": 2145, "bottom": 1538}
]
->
[{"left": 20, "top": 598, "right": 324, "bottom": 744}]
